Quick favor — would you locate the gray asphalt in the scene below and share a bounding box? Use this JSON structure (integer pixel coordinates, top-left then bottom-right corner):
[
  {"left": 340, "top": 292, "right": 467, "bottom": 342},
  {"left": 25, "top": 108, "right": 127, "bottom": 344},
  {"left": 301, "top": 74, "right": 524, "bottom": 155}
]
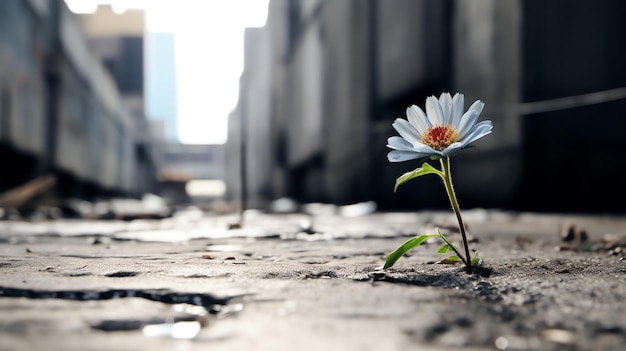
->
[{"left": 1, "top": 208, "right": 625, "bottom": 351}]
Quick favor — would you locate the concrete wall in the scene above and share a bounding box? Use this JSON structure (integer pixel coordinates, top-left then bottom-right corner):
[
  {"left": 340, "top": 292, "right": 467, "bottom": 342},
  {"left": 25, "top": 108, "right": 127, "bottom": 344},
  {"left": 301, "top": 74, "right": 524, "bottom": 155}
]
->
[
  {"left": 262, "top": 0, "right": 375, "bottom": 205},
  {"left": 373, "top": 0, "right": 453, "bottom": 209},
  {"left": 277, "top": 0, "right": 326, "bottom": 203},
  {"left": 451, "top": 0, "right": 522, "bottom": 208},
  {"left": 266, "top": 0, "right": 290, "bottom": 201},
  {"left": 284, "top": 14, "right": 323, "bottom": 168},
  {"left": 238, "top": 26, "right": 275, "bottom": 209},
  {"left": 319, "top": 0, "right": 373, "bottom": 204},
  {"left": 377, "top": 0, "right": 451, "bottom": 101},
  {"left": 225, "top": 108, "right": 241, "bottom": 204},
  {"left": 228, "top": 0, "right": 626, "bottom": 213},
  {"left": 519, "top": 0, "right": 626, "bottom": 212},
  {"left": 0, "top": 0, "right": 153, "bottom": 199}
]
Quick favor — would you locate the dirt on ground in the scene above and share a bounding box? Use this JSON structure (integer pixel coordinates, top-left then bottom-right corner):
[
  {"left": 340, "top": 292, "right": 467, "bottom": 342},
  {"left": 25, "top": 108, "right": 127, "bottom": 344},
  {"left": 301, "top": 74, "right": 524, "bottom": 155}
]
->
[{"left": 0, "top": 208, "right": 625, "bottom": 351}]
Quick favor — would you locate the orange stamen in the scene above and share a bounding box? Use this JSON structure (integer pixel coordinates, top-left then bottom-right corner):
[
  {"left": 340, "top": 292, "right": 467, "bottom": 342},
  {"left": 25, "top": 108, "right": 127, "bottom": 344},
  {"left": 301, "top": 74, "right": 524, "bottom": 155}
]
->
[{"left": 421, "top": 125, "right": 458, "bottom": 151}]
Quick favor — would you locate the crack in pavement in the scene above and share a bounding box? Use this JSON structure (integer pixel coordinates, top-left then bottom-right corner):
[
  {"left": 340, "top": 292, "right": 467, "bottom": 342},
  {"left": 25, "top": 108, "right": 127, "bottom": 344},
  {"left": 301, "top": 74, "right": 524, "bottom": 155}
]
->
[{"left": 0, "top": 286, "right": 236, "bottom": 309}]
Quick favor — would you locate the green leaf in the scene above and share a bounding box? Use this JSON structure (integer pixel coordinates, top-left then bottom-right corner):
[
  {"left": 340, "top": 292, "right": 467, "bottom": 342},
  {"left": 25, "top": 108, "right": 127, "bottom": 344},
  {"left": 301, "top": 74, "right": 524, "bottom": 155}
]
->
[
  {"left": 438, "top": 255, "right": 461, "bottom": 264},
  {"left": 437, "top": 244, "right": 452, "bottom": 254},
  {"left": 394, "top": 162, "right": 444, "bottom": 192},
  {"left": 471, "top": 256, "right": 482, "bottom": 266},
  {"left": 383, "top": 234, "right": 439, "bottom": 269}
]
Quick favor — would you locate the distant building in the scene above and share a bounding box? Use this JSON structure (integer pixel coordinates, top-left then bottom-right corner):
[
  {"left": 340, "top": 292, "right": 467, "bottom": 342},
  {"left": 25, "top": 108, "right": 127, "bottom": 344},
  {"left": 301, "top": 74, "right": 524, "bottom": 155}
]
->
[
  {"left": 227, "top": 0, "right": 626, "bottom": 213},
  {"left": 145, "top": 31, "right": 178, "bottom": 142},
  {"left": 77, "top": 4, "right": 158, "bottom": 196},
  {"left": 78, "top": 4, "right": 145, "bottom": 118},
  {"left": 155, "top": 143, "right": 225, "bottom": 204},
  {"left": 0, "top": 0, "right": 155, "bottom": 200}
]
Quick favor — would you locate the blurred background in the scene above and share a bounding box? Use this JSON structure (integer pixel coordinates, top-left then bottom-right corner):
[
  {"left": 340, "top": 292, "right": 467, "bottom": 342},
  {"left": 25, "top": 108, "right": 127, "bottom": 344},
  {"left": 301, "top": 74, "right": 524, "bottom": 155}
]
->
[{"left": 0, "top": 0, "right": 625, "bottom": 218}]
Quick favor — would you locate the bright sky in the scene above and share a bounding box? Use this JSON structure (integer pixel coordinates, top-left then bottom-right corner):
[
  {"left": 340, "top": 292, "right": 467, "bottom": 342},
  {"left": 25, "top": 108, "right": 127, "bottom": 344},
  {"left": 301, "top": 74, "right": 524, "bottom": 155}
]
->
[{"left": 64, "top": 0, "right": 269, "bottom": 144}]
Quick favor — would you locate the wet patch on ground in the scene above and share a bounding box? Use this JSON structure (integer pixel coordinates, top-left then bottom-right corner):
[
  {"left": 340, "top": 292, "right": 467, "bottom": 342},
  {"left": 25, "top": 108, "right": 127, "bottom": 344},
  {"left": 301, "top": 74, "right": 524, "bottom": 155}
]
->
[
  {"left": 0, "top": 286, "right": 234, "bottom": 308},
  {"left": 103, "top": 271, "right": 140, "bottom": 278},
  {"left": 0, "top": 285, "right": 245, "bottom": 343}
]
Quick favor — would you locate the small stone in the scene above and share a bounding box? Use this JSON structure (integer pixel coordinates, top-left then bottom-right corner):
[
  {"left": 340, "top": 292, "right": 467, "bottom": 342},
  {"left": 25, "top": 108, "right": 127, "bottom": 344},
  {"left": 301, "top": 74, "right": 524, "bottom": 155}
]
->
[
  {"left": 542, "top": 328, "right": 575, "bottom": 345},
  {"left": 494, "top": 336, "right": 508, "bottom": 350},
  {"left": 559, "top": 224, "right": 576, "bottom": 242}
]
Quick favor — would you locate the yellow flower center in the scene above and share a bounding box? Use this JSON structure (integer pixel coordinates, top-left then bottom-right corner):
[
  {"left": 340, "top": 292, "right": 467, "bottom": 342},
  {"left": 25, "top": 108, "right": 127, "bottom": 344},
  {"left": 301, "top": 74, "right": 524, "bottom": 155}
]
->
[{"left": 421, "top": 125, "right": 458, "bottom": 151}]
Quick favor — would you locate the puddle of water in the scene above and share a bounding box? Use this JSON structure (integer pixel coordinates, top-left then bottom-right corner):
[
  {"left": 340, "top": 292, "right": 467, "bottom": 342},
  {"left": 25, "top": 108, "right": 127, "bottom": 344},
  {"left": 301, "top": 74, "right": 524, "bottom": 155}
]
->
[
  {"left": 112, "top": 227, "right": 274, "bottom": 242},
  {"left": 0, "top": 286, "right": 245, "bottom": 340},
  {"left": 173, "top": 304, "right": 210, "bottom": 316},
  {"left": 211, "top": 303, "right": 244, "bottom": 318},
  {"left": 113, "top": 229, "right": 227, "bottom": 242},
  {"left": 142, "top": 321, "right": 202, "bottom": 339},
  {"left": 205, "top": 245, "right": 241, "bottom": 252},
  {"left": 103, "top": 271, "right": 139, "bottom": 278},
  {"left": 93, "top": 319, "right": 150, "bottom": 332},
  {"left": 0, "top": 286, "right": 233, "bottom": 307},
  {"left": 91, "top": 302, "right": 244, "bottom": 339}
]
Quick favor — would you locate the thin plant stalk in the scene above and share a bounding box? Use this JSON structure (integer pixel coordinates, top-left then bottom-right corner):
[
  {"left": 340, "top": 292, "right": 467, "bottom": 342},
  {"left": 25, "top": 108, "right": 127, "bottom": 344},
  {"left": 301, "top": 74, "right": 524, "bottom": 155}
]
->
[
  {"left": 437, "top": 231, "right": 468, "bottom": 266},
  {"left": 440, "top": 156, "right": 472, "bottom": 269}
]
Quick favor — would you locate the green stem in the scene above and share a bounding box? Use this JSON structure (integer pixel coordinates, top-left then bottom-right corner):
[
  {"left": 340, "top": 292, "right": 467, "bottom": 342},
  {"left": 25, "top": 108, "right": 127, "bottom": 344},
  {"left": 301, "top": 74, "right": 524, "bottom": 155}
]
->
[
  {"left": 440, "top": 156, "right": 472, "bottom": 269},
  {"left": 437, "top": 231, "right": 467, "bottom": 265}
]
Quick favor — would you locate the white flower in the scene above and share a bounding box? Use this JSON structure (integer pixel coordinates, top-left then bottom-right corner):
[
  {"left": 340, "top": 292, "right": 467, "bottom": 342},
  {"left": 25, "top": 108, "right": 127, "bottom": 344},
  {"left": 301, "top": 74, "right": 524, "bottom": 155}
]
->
[{"left": 387, "top": 92, "right": 493, "bottom": 162}]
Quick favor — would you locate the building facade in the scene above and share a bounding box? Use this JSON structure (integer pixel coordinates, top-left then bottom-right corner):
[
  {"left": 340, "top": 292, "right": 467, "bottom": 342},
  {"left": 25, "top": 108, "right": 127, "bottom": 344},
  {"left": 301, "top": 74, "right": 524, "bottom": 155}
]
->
[
  {"left": 0, "top": 0, "right": 154, "bottom": 200},
  {"left": 227, "top": 0, "right": 626, "bottom": 213}
]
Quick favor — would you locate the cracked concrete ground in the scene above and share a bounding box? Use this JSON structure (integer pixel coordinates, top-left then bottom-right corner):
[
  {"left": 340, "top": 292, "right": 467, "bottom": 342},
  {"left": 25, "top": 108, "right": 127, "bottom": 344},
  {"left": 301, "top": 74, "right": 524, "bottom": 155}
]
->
[{"left": 0, "top": 208, "right": 625, "bottom": 351}]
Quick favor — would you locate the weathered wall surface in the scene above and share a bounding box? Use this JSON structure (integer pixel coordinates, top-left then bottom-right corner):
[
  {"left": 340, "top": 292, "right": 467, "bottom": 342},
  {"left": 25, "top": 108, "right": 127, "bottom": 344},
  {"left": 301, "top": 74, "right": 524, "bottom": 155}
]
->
[{"left": 228, "top": 0, "right": 626, "bottom": 213}]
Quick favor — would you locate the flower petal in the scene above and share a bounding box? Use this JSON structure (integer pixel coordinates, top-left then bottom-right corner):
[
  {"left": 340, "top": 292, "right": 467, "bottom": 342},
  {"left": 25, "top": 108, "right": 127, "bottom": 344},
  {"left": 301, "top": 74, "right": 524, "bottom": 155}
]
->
[
  {"left": 450, "top": 93, "right": 464, "bottom": 127},
  {"left": 392, "top": 118, "right": 420, "bottom": 143},
  {"left": 388, "top": 136, "right": 441, "bottom": 155},
  {"left": 439, "top": 93, "right": 452, "bottom": 124},
  {"left": 406, "top": 105, "right": 430, "bottom": 134},
  {"left": 426, "top": 96, "right": 444, "bottom": 125},
  {"left": 413, "top": 141, "right": 440, "bottom": 154},
  {"left": 459, "top": 120, "right": 493, "bottom": 146},
  {"left": 390, "top": 95, "right": 492, "bottom": 163},
  {"left": 457, "top": 100, "right": 484, "bottom": 139},
  {"left": 386, "top": 136, "right": 414, "bottom": 151},
  {"left": 442, "top": 141, "right": 465, "bottom": 156},
  {"left": 443, "top": 121, "right": 491, "bottom": 156},
  {"left": 388, "top": 150, "right": 430, "bottom": 162}
]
